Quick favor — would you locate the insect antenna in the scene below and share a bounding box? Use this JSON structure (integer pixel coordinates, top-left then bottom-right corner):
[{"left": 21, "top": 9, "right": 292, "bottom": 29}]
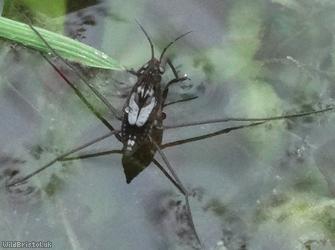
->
[
  {"left": 135, "top": 20, "right": 155, "bottom": 59},
  {"left": 159, "top": 31, "right": 192, "bottom": 62}
]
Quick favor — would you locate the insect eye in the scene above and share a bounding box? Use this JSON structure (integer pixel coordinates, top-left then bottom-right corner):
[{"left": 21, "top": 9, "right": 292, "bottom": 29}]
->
[{"left": 159, "top": 65, "right": 165, "bottom": 73}]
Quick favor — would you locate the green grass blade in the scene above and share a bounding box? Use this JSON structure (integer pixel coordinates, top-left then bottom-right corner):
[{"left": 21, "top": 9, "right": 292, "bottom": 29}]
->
[{"left": 0, "top": 16, "right": 124, "bottom": 70}]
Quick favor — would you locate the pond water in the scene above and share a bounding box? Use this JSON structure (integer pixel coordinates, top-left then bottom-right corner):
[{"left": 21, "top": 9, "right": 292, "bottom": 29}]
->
[{"left": 0, "top": 0, "right": 335, "bottom": 250}]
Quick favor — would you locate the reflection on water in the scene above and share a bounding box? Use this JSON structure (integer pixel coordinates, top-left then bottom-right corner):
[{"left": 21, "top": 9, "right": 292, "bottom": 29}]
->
[
  {"left": 1, "top": 0, "right": 335, "bottom": 249},
  {"left": 0, "top": 155, "right": 37, "bottom": 200}
]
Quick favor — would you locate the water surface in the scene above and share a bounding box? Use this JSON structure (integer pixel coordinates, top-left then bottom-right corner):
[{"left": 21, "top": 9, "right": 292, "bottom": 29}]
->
[{"left": 1, "top": 1, "right": 335, "bottom": 249}]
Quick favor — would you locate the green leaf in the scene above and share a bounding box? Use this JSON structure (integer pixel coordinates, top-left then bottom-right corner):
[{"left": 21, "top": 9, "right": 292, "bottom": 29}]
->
[
  {"left": 2, "top": 0, "right": 66, "bottom": 32},
  {"left": 0, "top": 16, "right": 124, "bottom": 70},
  {"left": 3, "top": 0, "right": 67, "bottom": 18}
]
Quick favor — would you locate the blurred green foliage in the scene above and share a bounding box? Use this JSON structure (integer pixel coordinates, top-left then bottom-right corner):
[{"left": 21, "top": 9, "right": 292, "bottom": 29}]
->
[{"left": 3, "top": 0, "right": 66, "bottom": 31}]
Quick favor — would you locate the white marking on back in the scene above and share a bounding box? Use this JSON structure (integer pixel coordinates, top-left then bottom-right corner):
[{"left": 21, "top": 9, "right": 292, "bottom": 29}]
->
[
  {"left": 136, "top": 97, "right": 156, "bottom": 127},
  {"left": 127, "top": 93, "right": 139, "bottom": 125},
  {"left": 144, "top": 87, "right": 154, "bottom": 98},
  {"left": 127, "top": 139, "right": 135, "bottom": 146},
  {"left": 140, "top": 86, "right": 145, "bottom": 97}
]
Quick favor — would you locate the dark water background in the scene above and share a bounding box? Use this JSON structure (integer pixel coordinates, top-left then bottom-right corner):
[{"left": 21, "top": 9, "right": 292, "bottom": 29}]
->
[{"left": 0, "top": 0, "right": 335, "bottom": 249}]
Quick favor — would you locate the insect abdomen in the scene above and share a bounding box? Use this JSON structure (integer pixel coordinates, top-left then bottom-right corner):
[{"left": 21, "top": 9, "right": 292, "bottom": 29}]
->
[{"left": 121, "top": 116, "right": 163, "bottom": 183}]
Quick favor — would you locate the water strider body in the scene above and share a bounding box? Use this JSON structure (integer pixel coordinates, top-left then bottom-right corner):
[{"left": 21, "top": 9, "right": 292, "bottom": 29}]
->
[{"left": 121, "top": 58, "right": 165, "bottom": 183}]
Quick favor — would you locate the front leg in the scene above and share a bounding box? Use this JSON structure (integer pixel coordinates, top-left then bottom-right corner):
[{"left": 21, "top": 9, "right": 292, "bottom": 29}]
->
[
  {"left": 163, "top": 59, "right": 190, "bottom": 103},
  {"left": 166, "top": 59, "right": 190, "bottom": 86}
]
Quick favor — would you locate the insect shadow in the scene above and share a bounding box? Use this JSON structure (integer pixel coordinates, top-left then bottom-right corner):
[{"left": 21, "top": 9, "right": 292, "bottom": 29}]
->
[{"left": 7, "top": 22, "right": 335, "bottom": 249}]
